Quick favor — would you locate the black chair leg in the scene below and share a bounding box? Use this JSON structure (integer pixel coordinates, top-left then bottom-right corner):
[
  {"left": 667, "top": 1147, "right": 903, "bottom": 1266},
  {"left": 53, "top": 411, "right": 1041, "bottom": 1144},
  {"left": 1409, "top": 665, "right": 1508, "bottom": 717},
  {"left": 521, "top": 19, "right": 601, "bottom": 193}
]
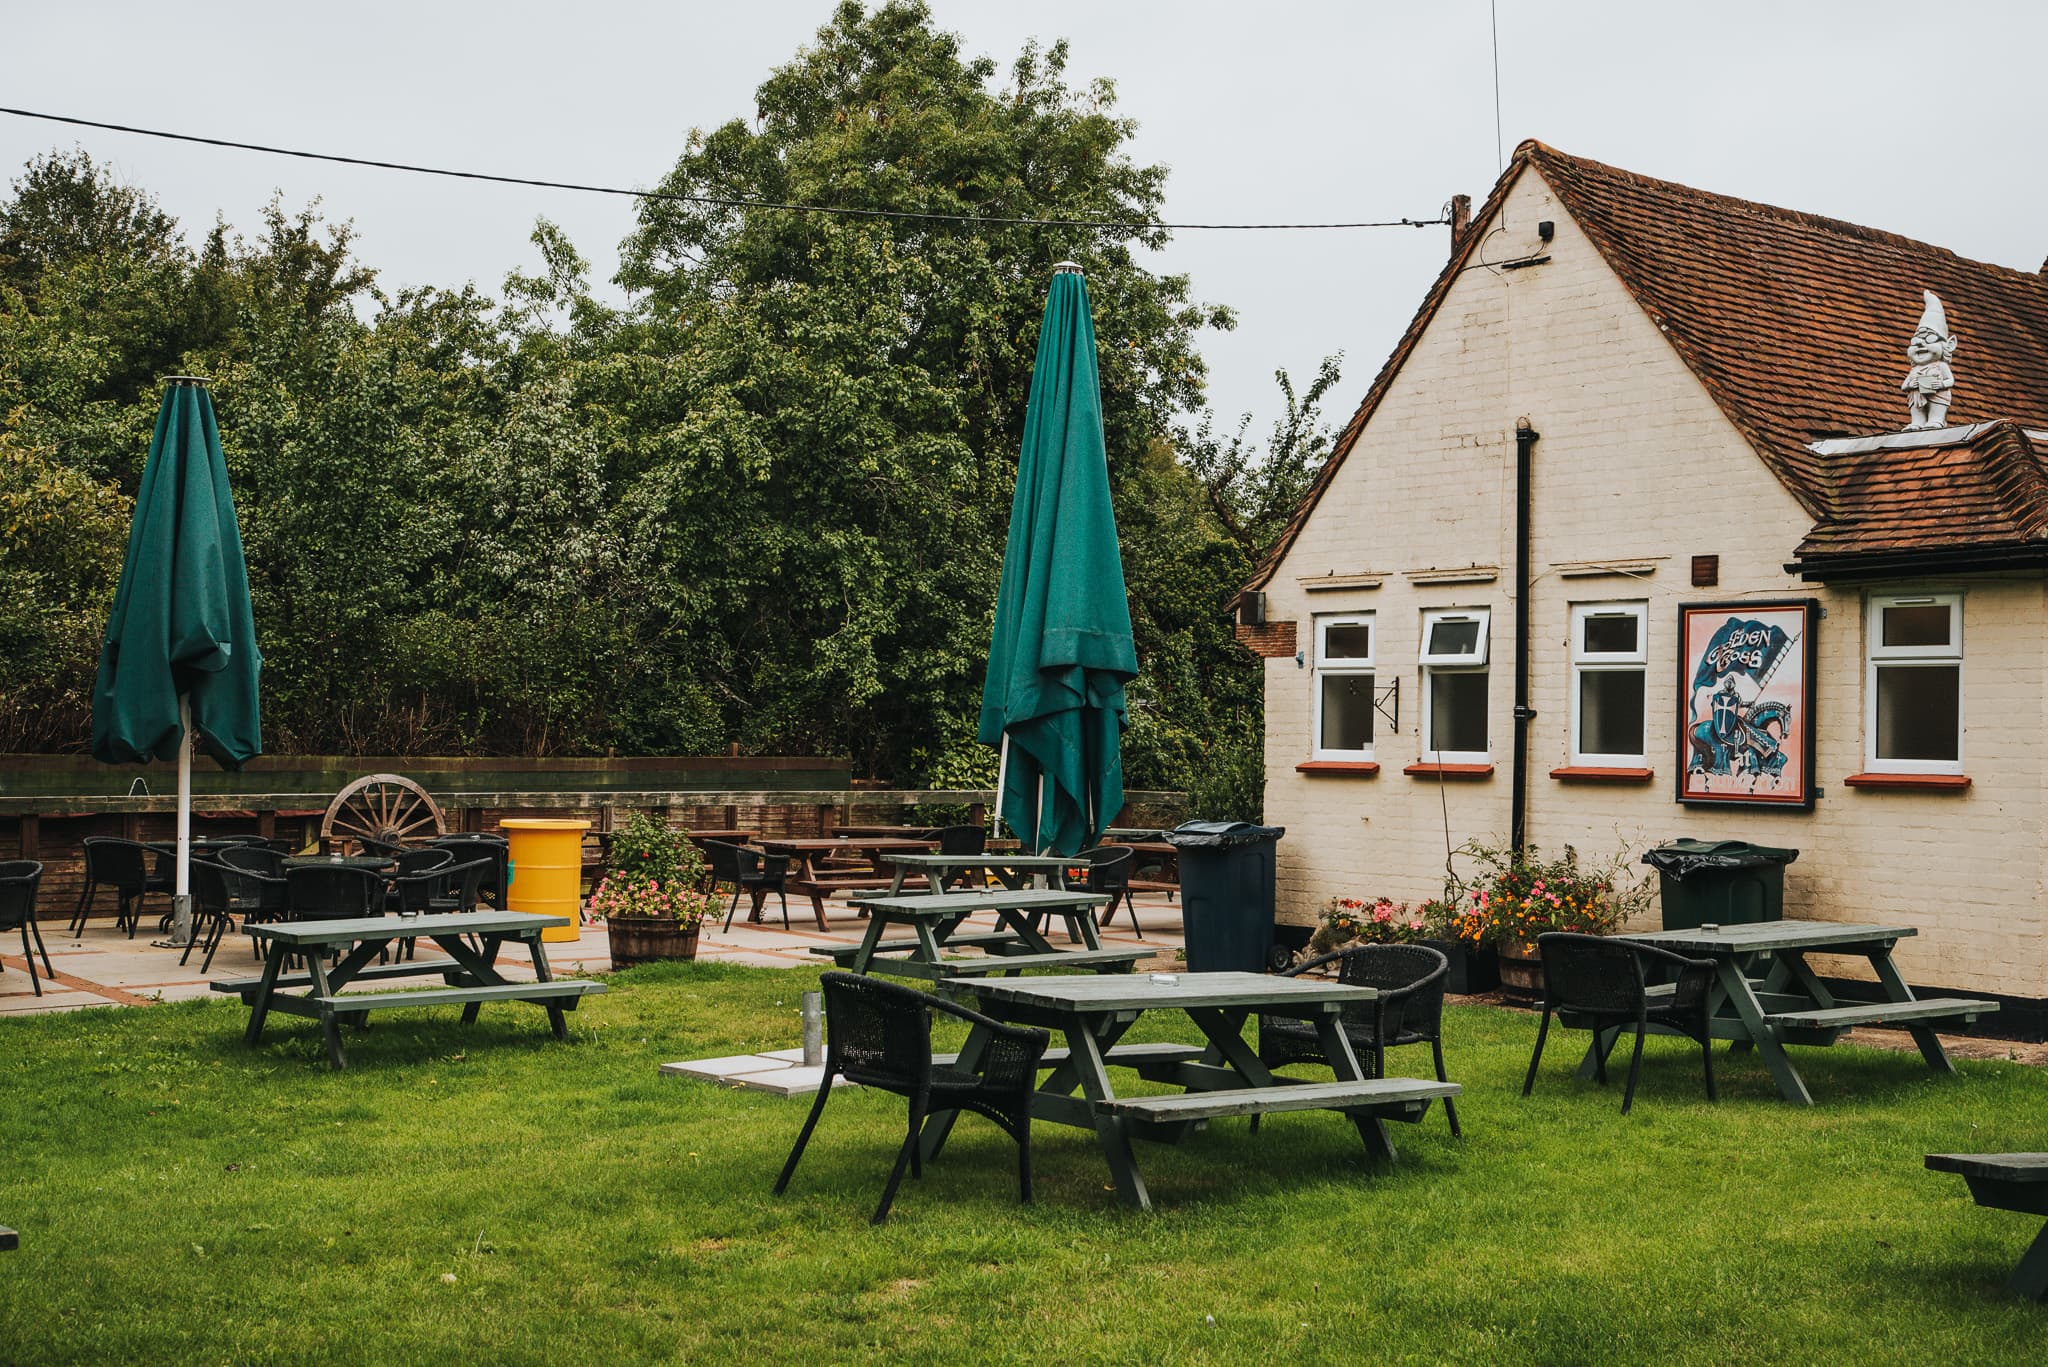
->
[
  {"left": 18, "top": 924, "right": 40, "bottom": 997},
  {"left": 1522, "top": 1006, "right": 1552, "bottom": 1096},
  {"left": 1621, "top": 1020, "right": 1648, "bottom": 1116},
  {"left": 1018, "top": 1119, "right": 1034, "bottom": 1204},
  {"left": 773, "top": 1068, "right": 836, "bottom": 1196},
  {"left": 70, "top": 879, "right": 95, "bottom": 936},
  {"left": 721, "top": 884, "right": 743, "bottom": 933},
  {"left": 873, "top": 1100, "right": 925, "bottom": 1225},
  {"left": 1432, "top": 1037, "right": 1462, "bottom": 1137},
  {"left": 777, "top": 888, "right": 790, "bottom": 930},
  {"left": 199, "top": 914, "right": 232, "bottom": 974}
]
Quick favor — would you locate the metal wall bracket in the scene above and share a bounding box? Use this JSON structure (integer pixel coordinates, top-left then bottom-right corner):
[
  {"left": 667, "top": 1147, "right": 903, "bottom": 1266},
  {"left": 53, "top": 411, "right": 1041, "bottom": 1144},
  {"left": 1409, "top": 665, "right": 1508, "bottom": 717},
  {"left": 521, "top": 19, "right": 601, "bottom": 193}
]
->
[{"left": 1375, "top": 678, "right": 1400, "bottom": 730}]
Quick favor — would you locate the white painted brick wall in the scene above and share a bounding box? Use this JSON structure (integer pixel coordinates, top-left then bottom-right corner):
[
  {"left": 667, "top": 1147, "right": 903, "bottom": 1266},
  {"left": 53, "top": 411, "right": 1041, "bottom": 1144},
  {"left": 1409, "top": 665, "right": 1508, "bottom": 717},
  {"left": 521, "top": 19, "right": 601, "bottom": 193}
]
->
[{"left": 1260, "top": 168, "right": 2048, "bottom": 1000}]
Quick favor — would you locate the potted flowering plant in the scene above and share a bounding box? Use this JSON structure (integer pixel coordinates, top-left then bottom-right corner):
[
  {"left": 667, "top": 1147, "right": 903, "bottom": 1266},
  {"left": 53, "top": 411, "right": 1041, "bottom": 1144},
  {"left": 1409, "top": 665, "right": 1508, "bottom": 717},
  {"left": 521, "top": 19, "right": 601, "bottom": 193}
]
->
[
  {"left": 1445, "top": 839, "right": 1652, "bottom": 999},
  {"left": 591, "top": 814, "right": 718, "bottom": 966},
  {"left": 1309, "top": 896, "right": 1431, "bottom": 955}
]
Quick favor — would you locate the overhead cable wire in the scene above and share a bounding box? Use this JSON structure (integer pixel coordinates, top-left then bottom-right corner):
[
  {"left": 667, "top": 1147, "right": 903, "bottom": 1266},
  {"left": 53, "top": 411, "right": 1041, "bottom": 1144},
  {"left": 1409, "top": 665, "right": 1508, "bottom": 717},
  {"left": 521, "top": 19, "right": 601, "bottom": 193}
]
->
[{"left": 0, "top": 106, "right": 1448, "bottom": 233}]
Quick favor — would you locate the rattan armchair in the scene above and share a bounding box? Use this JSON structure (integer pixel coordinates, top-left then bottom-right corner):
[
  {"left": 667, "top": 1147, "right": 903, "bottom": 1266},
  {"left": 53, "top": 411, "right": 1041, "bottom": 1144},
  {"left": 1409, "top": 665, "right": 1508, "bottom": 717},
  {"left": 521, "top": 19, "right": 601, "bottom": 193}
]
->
[
  {"left": 0, "top": 861, "right": 53, "bottom": 996},
  {"left": 774, "top": 971, "right": 1050, "bottom": 1224},
  {"left": 71, "top": 837, "right": 170, "bottom": 938},
  {"left": 1522, "top": 931, "right": 1719, "bottom": 1115},
  {"left": 1068, "top": 846, "right": 1137, "bottom": 935},
  {"left": 1259, "top": 942, "right": 1460, "bottom": 1136},
  {"left": 702, "top": 840, "right": 791, "bottom": 931}
]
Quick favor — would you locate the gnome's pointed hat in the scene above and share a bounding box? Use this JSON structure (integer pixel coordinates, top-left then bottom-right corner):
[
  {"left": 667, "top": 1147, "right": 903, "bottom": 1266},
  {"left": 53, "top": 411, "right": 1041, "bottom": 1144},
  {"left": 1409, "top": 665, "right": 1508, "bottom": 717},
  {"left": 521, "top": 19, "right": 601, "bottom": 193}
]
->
[{"left": 1915, "top": 289, "right": 1951, "bottom": 340}]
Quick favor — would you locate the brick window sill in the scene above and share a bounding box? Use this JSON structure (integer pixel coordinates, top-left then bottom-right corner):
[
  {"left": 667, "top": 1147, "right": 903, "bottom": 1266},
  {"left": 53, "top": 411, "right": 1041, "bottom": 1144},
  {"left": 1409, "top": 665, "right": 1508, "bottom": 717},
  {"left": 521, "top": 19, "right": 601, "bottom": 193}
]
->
[
  {"left": 1403, "top": 763, "right": 1495, "bottom": 779},
  {"left": 1295, "top": 760, "right": 1380, "bottom": 776},
  {"left": 1549, "top": 766, "right": 1655, "bottom": 784},
  {"left": 1842, "top": 772, "right": 1971, "bottom": 792}
]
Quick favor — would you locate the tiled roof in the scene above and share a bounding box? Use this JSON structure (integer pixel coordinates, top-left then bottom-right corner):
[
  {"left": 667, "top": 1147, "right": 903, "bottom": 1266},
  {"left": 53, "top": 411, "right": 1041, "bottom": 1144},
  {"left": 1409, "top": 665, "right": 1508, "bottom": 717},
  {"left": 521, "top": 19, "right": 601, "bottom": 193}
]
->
[
  {"left": 1795, "top": 422, "right": 2048, "bottom": 563},
  {"left": 1242, "top": 141, "right": 2048, "bottom": 593}
]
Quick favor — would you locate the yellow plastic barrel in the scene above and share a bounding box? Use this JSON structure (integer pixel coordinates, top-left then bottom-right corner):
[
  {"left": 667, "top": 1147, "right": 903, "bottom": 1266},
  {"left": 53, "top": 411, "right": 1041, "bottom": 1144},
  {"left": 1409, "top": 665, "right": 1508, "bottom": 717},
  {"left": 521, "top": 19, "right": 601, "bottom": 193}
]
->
[{"left": 501, "top": 818, "right": 590, "bottom": 942}]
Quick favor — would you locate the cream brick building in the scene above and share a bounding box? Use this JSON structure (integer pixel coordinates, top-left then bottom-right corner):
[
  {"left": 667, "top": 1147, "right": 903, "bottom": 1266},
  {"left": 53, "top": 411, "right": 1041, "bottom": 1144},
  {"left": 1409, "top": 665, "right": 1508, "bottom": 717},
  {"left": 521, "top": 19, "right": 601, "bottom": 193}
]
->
[{"left": 1237, "top": 142, "right": 2048, "bottom": 1012}]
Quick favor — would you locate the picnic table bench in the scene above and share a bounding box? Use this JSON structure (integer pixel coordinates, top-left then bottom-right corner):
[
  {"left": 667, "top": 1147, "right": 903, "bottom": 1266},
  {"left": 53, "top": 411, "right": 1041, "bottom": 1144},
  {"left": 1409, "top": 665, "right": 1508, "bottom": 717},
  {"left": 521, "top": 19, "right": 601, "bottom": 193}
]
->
[
  {"left": 1606, "top": 921, "right": 1996, "bottom": 1105},
  {"left": 932, "top": 971, "right": 1461, "bottom": 1210},
  {"left": 217, "top": 911, "right": 604, "bottom": 1069},
  {"left": 1926, "top": 1153, "right": 2048, "bottom": 1300}
]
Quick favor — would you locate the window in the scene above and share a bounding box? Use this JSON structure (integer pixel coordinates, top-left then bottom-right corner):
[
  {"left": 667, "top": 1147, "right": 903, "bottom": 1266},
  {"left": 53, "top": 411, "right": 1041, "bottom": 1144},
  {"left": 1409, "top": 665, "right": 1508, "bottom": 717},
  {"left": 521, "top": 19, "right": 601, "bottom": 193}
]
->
[
  {"left": 1420, "top": 608, "right": 1490, "bottom": 763},
  {"left": 1312, "top": 615, "right": 1376, "bottom": 759},
  {"left": 1866, "top": 594, "right": 1962, "bottom": 773},
  {"left": 1570, "top": 602, "right": 1647, "bottom": 764}
]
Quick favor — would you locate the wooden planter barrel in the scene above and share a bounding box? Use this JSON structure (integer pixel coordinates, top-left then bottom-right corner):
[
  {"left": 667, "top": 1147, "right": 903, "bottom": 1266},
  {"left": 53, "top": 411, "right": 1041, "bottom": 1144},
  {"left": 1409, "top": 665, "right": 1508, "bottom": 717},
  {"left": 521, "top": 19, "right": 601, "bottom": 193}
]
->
[
  {"left": 606, "top": 915, "right": 702, "bottom": 967},
  {"left": 1496, "top": 940, "right": 1544, "bottom": 1002}
]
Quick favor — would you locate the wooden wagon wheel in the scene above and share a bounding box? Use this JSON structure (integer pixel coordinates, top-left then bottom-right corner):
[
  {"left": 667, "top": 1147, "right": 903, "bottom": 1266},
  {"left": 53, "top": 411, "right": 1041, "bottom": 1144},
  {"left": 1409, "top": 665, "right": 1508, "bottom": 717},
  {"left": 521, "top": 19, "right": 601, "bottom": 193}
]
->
[{"left": 321, "top": 773, "right": 447, "bottom": 853}]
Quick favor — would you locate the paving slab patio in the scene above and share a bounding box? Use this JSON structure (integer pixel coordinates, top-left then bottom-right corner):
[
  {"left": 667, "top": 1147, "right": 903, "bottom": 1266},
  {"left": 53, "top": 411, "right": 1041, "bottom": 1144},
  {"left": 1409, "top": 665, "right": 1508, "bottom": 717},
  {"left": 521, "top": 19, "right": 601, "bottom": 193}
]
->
[{"left": 0, "top": 893, "right": 1185, "bottom": 1017}]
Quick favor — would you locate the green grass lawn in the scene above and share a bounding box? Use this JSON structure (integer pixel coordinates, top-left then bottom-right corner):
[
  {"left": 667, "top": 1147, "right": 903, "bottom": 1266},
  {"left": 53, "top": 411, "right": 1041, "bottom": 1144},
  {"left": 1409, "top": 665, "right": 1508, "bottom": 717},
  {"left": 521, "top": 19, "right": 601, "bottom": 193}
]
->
[{"left": 0, "top": 964, "right": 2041, "bottom": 1364}]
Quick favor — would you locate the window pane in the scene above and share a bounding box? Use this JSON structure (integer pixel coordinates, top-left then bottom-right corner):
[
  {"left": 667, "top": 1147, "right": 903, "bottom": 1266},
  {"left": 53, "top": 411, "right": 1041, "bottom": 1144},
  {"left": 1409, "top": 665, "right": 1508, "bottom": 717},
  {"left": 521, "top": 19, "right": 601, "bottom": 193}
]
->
[
  {"left": 1882, "top": 604, "right": 1951, "bottom": 649},
  {"left": 1581, "top": 613, "right": 1639, "bottom": 655},
  {"left": 1875, "top": 664, "right": 1959, "bottom": 761},
  {"left": 1320, "top": 673, "right": 1375, "bottom": 750},
  {"left": 1428, "top": 617, "right": 1481, "bottom": 657},
  {"left": 1323, "top": 623, "right": 1371, "bottom": 660},
  {"left": 1429, "top": 671, "right": 1488, "bottom": 753},
  {"left": 1579, "top": 669, "right": 1645, "bottom": 756}
]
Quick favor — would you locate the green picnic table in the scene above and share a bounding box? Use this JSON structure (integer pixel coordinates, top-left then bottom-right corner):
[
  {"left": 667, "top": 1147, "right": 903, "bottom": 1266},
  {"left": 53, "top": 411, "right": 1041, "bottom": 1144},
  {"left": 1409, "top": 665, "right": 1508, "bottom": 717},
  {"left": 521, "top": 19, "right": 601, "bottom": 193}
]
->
[
  {"left": 1926, "top": 1153, "right": 2048, "bottom": 1300},
  {"left": 932, "top": 971, "right": 1461, "bottom": 1210},
  {"left": 214, "top": 910, "right": 604, "bottom": 1069},
  {"left": 1602, "top": 921, "right": 1996, "bottom": 1105},
  {"left": 810, "top": 888, "right": 1136, "bottom": 978},
  {"left": 882, "top": 852, "right": 1075, "bottom": 895}
]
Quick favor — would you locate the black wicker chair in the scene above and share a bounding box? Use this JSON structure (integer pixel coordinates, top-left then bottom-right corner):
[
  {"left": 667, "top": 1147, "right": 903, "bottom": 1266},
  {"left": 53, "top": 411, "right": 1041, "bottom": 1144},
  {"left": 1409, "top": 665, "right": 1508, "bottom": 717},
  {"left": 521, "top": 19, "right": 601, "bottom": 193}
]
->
[
  {"left": 180, "top": 860, "right": 244, "bottom": 973},
  {"left": 1259, "top": 942, "right": 1460, "bottom": 1136},
  {"left": 1522, "top": 931, "right": 1720, "bottom": 1115},
  {"left": 386, "top": 848, "right": 454, "bottom": 912},
  {"left": 218, "top": 845, "right": 287, "bottom": 878},
  {"left": 426, "top": 835, "right": 509, "bottom": 909},
  {"left": 0, "top": 861, "right": 53, "bottom": 997},
  {"left": 71, "top": 837, "right": 170, "bottom": 938},
  {"left": 775, "top": 971, "right": 1050, "bottom": 1225},
  {"left": 1067, "top": 846, "right": 1137, "bottom": 935},
  {"left": 703, "top": 840, "right": 791, "bottom": 931},
  {"left": 214, "top": 861, "right": 289, "bottom": 960},
  {"left": 284, "top": 865, "right": 386, "bottom": 921}
]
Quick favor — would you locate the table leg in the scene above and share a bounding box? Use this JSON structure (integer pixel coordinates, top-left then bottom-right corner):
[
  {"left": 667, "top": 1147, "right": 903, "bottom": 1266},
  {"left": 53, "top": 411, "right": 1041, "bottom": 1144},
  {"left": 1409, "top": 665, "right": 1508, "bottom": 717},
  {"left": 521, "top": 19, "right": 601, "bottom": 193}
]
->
[
  {"left": 304, "top": 954, "right": 347, "bottom": 1070},
  {"left": 920, "top": 1022, "right": 990, "bottom": 1162},
  {"left": 1070, "top": 907, "right": 1102, "bottom": 951},
  {"left": 2012, "top": 1221, "right": 2048, "bottom": 1301},
  {"left": 910, "top": 919, "right": 946, "bottom": 966},
  {"left": 846, "top": 912, "right": 890, "bottom": 976},
  {"left": 1186, "top": 1008, "right": 1276, "bottom": 1087},
  {"left": 1714, "top": 957, "right": 1811, "bottom": 1105},
  {"left": 994, "top": 909, "right": 1057, "bottom": 956},
  {"left": 1863, "top": 947, "right": 1956, "bottom": 1073},
  {"left": 244, "top": 942, "right": 287, "bottom": 1045},
  {"left": 523, "top": 932, "right": 567, "bottom": 1038},
  {"left": 1064, "top": 1019, "right": 1150, "bottom": 1211},
  {"left": 1040, "top": 1014, "right": 1136, "bottom": 1096},
  {"left": 1307, "top": 1008, "right": 1398, "bottom": 1161}
]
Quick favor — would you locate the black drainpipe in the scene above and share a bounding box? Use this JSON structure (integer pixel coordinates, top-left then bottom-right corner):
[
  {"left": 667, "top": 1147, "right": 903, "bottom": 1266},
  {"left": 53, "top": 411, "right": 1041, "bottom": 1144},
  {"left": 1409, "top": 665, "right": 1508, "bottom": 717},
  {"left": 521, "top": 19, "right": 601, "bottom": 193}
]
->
[{"left": 1511, "top": 419, "right": 1539, "bottom": 854}]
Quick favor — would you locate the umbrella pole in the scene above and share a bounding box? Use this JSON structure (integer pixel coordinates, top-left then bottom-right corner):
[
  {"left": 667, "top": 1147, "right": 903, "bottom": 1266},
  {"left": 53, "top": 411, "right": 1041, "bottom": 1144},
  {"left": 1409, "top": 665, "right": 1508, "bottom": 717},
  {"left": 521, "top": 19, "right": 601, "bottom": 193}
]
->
[{"left": 170, "top": 694, "right": 194, "bottom": 946}]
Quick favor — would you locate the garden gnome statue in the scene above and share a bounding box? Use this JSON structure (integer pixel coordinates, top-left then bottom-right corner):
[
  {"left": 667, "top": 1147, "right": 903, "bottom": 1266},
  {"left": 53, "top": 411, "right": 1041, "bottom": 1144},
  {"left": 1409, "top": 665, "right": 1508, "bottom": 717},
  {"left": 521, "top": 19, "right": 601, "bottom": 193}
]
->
[{"left": 1901, "top": 290, "right": 1958, "bottom": 430}]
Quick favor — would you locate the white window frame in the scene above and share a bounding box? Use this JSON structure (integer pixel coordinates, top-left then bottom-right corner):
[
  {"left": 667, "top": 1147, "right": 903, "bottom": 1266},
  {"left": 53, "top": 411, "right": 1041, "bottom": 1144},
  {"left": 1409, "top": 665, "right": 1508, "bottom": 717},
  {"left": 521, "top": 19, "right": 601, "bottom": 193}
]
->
[
  {"left": 1864, "top": 593, "right": 1964, "bottom": 774},
  {"left": 1419, "top": 607, "right": 1491, "bottom": 764},
  {"left": 1311, "top": 614, "right": 1376, "bottom": 761},
  {"left": 1569, "top": 601, "right": 1649, "bottom": 766}
]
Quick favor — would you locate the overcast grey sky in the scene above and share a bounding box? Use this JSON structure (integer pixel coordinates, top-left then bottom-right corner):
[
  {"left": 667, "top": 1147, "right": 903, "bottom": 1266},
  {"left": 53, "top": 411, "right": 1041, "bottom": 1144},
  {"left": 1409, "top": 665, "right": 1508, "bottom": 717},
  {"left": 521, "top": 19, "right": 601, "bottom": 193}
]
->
[{"left": 5, "top": 1, "right": 2044, "bottom": 432}]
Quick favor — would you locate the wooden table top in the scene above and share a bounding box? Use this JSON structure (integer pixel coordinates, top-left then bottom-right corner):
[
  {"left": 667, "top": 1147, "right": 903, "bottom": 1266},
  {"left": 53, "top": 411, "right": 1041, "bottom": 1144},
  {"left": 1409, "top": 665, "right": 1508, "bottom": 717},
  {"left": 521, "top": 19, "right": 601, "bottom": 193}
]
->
[
  {"left": 1620, "top": 920, "right": 1917, "bottom": 954},
  {"left": 884, "top": 853, "right": 1074, "bottom": 871},
  {"left": 948, "top": 970, "right": 1376, "bottom": 1013},
  {"left": 245, "top": 910, "right": 566, "bottom": 946}
]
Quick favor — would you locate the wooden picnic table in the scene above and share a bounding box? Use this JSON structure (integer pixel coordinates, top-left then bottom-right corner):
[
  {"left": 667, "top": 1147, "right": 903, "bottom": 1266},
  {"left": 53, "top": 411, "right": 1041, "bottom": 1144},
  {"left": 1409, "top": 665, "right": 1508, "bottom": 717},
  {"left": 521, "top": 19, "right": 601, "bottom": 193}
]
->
[
  {"left": 1925, "top": 1152, "right": 2048, "bottom": 1300},
  {"left": 933, "top": 971, "right": 1461, "bottom": 1210},
  {"left": 682, "top": 828, "right": 757, "bottom": 845},
  {"left": 816, "top": 888, "right": 1132, "bottom": 976},
  {"left": 214, "top": 910, "right": 605, "bottom": 1070},
  {"left": 832, "top": 824, "right": 943, "bottom": 838},
  {"left": 757, "top": 836, "right": 938, "bottom": 928},
  {"left": 1607, "top": 920, "right": 1996, "bottom": 1105},
  {"left": 1111, "top": 838, "right": 1180, "bottom": 896}
]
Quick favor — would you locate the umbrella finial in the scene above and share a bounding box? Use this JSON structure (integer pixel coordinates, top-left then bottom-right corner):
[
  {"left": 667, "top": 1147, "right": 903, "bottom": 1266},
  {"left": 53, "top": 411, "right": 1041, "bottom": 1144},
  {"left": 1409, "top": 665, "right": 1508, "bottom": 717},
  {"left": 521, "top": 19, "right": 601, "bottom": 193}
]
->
[{"left": 1052, "top": 261, "right": 1084, "bottom": 277}]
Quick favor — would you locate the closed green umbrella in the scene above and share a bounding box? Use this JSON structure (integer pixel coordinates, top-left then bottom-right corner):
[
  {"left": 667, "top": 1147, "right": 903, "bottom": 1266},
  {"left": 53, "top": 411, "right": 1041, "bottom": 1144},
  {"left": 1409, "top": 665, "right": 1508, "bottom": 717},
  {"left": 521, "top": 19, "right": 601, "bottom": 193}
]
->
[
  {"left": 978, "top": 265, "right": 1138, "bottom": 855},
  {"left": 91, "top": 378, "right": 262, "bottom": 939}
]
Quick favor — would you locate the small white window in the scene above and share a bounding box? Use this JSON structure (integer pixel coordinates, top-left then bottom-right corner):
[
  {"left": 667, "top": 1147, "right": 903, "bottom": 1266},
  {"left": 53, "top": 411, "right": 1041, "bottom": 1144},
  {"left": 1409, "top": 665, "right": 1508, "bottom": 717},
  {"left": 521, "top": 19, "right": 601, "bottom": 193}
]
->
[
  {"left": 1865, "top": 594, "right": 1962, "bottom": 773},
  {"left": 1312, "top": 614, "right": 1376, "bottom": 760},
  {"left": 1570, "top": 602, "right": 1648, "bottom": 765},
  {"left": 1420, "top": 608, "right": 1490, "bottom": 764}
]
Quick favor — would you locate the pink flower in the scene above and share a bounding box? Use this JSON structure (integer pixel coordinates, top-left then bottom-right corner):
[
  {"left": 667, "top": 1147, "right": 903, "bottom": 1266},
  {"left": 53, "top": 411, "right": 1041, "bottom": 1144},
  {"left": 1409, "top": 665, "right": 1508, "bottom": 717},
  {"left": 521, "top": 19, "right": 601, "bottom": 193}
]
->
[{"left": 1372, "top": 904, "right": 1394, "bottom": 923}]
